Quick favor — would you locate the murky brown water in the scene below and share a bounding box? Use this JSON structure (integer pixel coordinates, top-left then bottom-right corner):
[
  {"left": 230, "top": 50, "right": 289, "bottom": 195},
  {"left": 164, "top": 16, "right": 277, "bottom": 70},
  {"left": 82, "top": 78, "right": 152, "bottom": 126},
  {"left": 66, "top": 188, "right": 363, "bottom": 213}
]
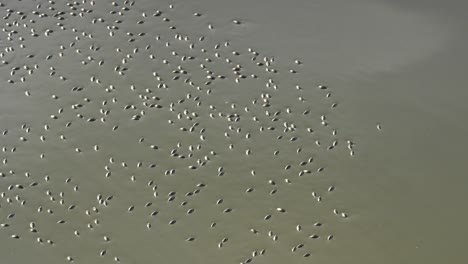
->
[{"left": 1, "top": 0, "right": 467, "bottom": 264}]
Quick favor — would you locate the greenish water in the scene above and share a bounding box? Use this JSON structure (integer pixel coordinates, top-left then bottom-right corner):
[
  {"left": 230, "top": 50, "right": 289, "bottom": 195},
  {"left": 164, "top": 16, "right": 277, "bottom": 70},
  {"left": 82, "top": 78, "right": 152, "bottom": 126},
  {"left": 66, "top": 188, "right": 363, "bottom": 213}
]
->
[{"left": 0, "top": 0, "right": 467, "bottom": 264}]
